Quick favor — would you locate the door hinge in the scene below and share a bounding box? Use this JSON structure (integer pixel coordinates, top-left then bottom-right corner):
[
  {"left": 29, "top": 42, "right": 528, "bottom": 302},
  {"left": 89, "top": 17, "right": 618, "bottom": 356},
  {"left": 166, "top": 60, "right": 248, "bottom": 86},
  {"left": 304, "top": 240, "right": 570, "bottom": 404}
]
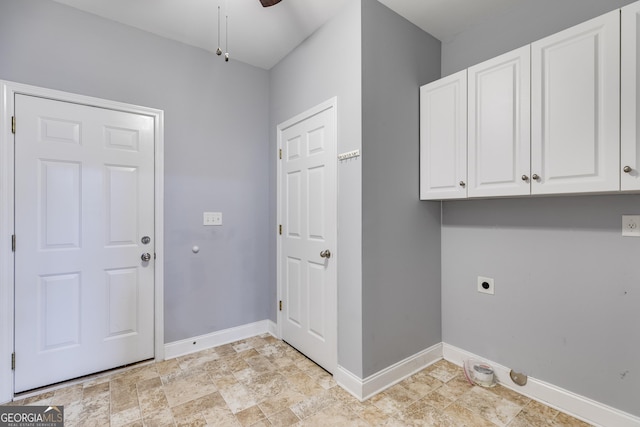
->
[
  {"left": 279, "top": 300, "right": 282, "bottom": 311},
  {"left": 279, "top": 224, "right": 282, "bottom": 235},
  {"left": 279, "top": 149, "right": 282, "bottom": 160},
  {"left": 11, "top": 353, "right": 15, "bottom": 370},
  {"left": 11, "top": 116, "right": 15, "bottom": 134},
  {"left": 11, "top": 235, "right": 15, "bottom": 252}
]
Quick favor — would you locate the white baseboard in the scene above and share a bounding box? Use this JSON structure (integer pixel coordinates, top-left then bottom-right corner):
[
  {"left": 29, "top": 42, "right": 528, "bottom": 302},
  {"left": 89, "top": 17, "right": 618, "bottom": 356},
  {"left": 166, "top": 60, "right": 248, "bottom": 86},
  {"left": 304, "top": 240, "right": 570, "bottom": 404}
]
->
[
  {"left": 335, "top": 343, "right": 443, "bottom": 401},
  {"left": 442, "top": 343, "right": 640, "bottom": 427},
  {"left": 164, "top": 319, "right": 277, "bottom": 360}
]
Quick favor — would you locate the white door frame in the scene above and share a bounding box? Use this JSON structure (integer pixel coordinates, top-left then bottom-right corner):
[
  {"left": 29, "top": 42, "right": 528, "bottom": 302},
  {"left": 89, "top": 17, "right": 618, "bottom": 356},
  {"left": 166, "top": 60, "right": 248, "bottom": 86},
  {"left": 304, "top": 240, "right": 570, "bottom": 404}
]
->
[
  {"left": 276, "top": 97, "right": 338, "bottom": 359},
  {"left": 0, "top": 80, "right": 165, "bottom": 403}
]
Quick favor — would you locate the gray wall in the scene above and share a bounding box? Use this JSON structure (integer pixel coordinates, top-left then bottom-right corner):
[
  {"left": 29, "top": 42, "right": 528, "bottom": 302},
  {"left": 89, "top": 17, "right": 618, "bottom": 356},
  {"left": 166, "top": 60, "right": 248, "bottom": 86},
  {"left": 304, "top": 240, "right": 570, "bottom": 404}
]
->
[
  {"left": 0, "top": 0, "right": 271, "bottom": 343},
  {"left": 442, "top": 0, "right": 637, "bottom": 75},
  {"left": 440, "top": 0, "right": 640, "bottom": 416},
  {"left": 269, "top": 0, "right": 364, "bottom": 376},
  {"left": 361, "top": 0, "right": 442, "bottom": 377}
]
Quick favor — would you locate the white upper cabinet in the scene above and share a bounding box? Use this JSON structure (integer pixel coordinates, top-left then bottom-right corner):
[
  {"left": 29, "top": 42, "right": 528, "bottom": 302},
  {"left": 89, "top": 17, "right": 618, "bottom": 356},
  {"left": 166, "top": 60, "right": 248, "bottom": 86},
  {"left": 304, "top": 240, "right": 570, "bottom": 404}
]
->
[
  {"left": 468, "top": 46, "right": 531, "bottom": 198},
  {"left": 531, "top": 10, "right": 620, "bottom": 195},
  {"left": 420, "top": 70, "right": 467, "bottom": 200},
  {"left": 622, "top": 2, "right": 640, "bottom": 191}
]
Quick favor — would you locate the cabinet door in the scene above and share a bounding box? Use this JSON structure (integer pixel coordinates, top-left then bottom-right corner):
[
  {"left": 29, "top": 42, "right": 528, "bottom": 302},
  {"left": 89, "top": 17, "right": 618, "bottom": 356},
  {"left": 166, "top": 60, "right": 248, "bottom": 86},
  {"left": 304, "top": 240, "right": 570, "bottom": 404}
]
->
[
  {"left": 468, "top": 45, "right": 531, "bottom": 198},
  {"left": 531, "top": 10, "right": 620, "bottom": 195},
  {"left": 622, "top": 2, "right": 640, "bottom": 191},
  {"left": 420, "top": 70, "right": 467, "bottom": 200}
]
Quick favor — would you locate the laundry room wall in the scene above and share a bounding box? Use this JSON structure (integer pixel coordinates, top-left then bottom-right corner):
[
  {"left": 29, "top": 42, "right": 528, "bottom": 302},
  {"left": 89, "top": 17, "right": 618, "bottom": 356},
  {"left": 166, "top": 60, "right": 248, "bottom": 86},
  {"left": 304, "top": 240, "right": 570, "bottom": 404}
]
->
[
  {"left": 440, "top": 0, "right": 640, "bottom": 416},
  {"left": 0, "top": 0, "right": 272, "bottom": 344}
]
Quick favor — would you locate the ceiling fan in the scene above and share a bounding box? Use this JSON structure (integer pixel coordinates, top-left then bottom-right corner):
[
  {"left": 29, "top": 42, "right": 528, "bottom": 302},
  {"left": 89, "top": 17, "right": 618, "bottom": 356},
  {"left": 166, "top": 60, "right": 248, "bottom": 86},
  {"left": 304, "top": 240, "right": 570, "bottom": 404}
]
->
[{"left": 260, "top": 0, "right": 282, "bottom": 7}]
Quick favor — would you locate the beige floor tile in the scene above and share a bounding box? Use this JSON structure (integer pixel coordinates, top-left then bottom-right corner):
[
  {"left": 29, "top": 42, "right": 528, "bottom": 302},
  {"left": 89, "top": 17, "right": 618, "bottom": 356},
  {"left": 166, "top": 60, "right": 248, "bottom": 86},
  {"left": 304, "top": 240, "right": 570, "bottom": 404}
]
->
[
  {"left": 142, "top": 406, "right": 176, "bottom": 426},
  {"left": 156, "top": 358, "right": 182, "bottom": 377},
  {"left": 138, "top": 385, "right": 170, "bottom": 418},
  {"left": 298, "top": 403, "right": 369, "bottom": 426},
  {"left": 486, "top": 384, "right": 531, "bottom": 407},
  {"left": 398, "top": 403, "right": 460, "bottom": 427},
  {"left": 421, "top": 389, "right": 455, "bottom": 410},
  {"left": 10, "top": 334, "right": 583, "bottom": 427},
  {"left": 400, "top": 370, "right": 444, "bottom": 398},
  {"left": 290, "top": 390, "right": 336, "bottom": 420},
  {"left": 349, "top": 401, "right": 390, "bottom": 425},
  {"left": 552, "top": 412, "right": 593, "bottom": 426},
  {"left": 52, "top": 384, "right": 83, "bottom": 405},
  {"left": 201, "top": 404, "right": 242, "bottom": 426},
  {"left": 444, "top": 402, "right": 498, "bottom": 427},
  {"left": 218, "top": 382, "right": 258, "bottom": 414},
  {"left": 257, "top": 388, "right": 306, "bottom": 416},
  {"left": 242, "top": 371, "right": 290, "bottom": 399},
  {"left": 370, "top": 383, "right": 418, "bottom": 415},
  {"left": 111, "top": 381, "right": 140, "bottom": 414},
  {"left": 178, "top": 350, "right": 220, "bottom": 371},
  {"left": 111, "top": 406, "right": 142, "bottom": 427},
  {"left": 284, "top": 370, "right": 325, "bottom": 397},
  {"left": 267, "top": 408, "right": 301, "bottom": 427},
  {"left": 59, "top": 400, "right": 84, "bottom": 427},
  {"left": 456, "top": 386, "right": 523, "bottom": 427},
  {"left": 214, "top": 343, "right": 238, "bottom": 358},
  {"left": 163, "top": 371, "right": 218, "bottom": 407},
  {"left": 235, "top": 404, "right": 266, "bottom": 426},
  {"left": 426, "top": 360, "right": 461, "bottom": 383}
]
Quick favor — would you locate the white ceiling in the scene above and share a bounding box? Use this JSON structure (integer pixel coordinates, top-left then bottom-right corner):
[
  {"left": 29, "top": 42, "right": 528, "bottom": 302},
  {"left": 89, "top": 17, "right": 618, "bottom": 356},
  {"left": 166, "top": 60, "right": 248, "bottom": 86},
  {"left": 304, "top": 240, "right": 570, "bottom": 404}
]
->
[{"left": 50, "top": 0, "right": 516, "bottom": 70}]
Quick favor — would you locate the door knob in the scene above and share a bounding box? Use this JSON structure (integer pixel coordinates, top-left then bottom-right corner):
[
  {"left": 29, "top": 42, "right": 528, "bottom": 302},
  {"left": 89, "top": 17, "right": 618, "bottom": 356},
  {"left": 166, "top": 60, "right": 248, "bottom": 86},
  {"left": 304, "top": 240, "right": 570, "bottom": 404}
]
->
[
  {"left": 459, "top": 181, "right": 466, "bottom": 188},
  {"left": 623, "top": 165, "right": 632, "bottom": 173},
  {"left": 532, "top": 174, "right": 540, "bottom": 181},
  {"left": 521, "top": 175, "right": 529, "bottom": 181},
  {"left": 141, "top": 253, "right": 151, "bottom": 262},
  {"left": 320, "top": 249, "right": 331, "bottom": 259}
]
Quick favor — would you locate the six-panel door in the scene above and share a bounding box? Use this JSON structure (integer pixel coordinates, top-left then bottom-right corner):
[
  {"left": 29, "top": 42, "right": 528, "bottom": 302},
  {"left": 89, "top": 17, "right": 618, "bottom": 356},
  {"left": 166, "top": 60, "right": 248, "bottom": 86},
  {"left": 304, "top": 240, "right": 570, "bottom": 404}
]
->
[
  {"left": 14, "top": 95, "right": 155, "bottom": 392},
  {"left": 280, "top": 104, "right": 337, "bottom": 374}
]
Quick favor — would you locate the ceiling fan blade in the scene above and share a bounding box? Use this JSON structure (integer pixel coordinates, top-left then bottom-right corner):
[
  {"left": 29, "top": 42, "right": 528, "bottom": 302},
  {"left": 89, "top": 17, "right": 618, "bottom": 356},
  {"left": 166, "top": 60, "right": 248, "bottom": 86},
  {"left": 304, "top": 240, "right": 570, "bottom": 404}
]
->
[{"left": 259, "top": 0, "right": 282, "bottom": 7}]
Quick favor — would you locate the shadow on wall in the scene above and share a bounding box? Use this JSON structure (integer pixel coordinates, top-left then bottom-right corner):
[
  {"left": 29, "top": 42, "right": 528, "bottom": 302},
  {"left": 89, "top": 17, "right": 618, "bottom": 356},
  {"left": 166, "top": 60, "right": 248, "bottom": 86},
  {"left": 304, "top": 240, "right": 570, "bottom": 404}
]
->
[{"left": 442, "top": 194, "right": 640, "bottom": 231}]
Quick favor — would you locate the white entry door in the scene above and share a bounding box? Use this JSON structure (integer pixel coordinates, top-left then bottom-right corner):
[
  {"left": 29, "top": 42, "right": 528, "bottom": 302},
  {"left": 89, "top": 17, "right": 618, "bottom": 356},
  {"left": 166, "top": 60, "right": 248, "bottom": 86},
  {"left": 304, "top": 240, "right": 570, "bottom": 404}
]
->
[
  {"left": 14, "top": 94, "right": 155, "bottom": 392},
  {"left": 278, "top": 99, "right": 337, "bottom": 373}
]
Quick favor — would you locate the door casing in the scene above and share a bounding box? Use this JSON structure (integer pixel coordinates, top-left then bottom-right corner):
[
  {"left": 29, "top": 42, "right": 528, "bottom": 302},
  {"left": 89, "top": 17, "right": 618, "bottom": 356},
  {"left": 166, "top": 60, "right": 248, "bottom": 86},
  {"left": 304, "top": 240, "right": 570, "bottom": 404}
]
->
[
  {"left": 276, "top": 97, "right": 338, "bottom": 369},
  {"left": 0, "top": 80, "right": 165, "bottom": 403}
]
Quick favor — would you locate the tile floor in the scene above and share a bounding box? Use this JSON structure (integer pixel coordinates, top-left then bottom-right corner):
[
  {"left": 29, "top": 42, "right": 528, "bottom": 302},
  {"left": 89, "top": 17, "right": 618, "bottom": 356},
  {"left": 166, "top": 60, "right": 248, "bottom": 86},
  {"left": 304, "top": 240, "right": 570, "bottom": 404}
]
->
[{"left": 6, "top": 334, "right": 592, "bottom": 426}]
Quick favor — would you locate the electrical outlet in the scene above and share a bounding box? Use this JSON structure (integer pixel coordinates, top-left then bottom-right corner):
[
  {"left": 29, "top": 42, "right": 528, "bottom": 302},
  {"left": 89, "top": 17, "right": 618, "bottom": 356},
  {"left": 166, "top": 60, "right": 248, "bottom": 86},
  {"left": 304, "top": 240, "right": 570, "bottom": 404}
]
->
[
  {"left": 477, "top": 276, "right": 495, "bottom": 295},
  {"left": 203, "top": 212, "right": 222, "bottom": 226},
  {"left": 622, "top": 215, "right": 640, "bottom": 237}
]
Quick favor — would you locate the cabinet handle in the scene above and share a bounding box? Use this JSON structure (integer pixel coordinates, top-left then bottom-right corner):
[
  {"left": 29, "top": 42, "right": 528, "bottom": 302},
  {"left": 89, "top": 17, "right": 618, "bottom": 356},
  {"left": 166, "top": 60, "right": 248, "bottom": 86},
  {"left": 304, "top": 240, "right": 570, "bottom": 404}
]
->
[
  {"left": 521, "top": 175, "right": 529, "bottom": 181},
  {"left": 459, "top": 181, "right": 466, "bottom": 187},
  {"left": 623, "top": 165, "right": 632, "bottom": 173},
  {"left": 532, "top": 174, "right": 540, "bottom": 181}
]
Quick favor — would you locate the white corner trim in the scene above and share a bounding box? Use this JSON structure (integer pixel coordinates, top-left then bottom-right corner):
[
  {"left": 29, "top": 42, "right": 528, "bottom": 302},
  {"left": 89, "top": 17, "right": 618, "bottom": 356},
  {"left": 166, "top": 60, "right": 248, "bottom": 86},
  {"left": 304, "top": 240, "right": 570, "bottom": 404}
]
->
[
  {"left": 442, "top": 343, "right": 640, "bottom": 427},
  {"left": 334, "top": 365, "right": 365, "bottom": 400},
  {"left": 335, "top": 343, "right": 443, "bottom": 401},
  {"left": 0, "top": 82, "right": 15, "bottom": 405},
  {"left": 164, "top": 320, "right": 277, "bottom": 360}
]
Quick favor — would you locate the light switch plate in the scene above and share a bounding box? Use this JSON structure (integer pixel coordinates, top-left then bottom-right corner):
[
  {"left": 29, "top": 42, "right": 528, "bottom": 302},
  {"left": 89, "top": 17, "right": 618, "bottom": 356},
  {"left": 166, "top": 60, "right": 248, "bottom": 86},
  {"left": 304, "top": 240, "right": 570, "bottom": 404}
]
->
[{"left": 203, "top": 212, "right": 222, "bottom": 226}]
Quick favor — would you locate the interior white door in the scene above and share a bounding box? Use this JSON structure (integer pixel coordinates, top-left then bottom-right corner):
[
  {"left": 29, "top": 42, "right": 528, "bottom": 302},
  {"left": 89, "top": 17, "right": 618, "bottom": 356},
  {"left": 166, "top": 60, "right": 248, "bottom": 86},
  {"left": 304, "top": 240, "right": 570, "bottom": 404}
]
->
[
  {"left": 14, "top": 94, "right": 155, "bottom": 392},
  {"left": 531, "top": 10, "right": 620, "bottom": 195},
  {"left": 279, "top": 101, "right": 337, "bottom": 373},
  {"left": 468, "top": 45, "right": 530, "bottom": 197}
]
